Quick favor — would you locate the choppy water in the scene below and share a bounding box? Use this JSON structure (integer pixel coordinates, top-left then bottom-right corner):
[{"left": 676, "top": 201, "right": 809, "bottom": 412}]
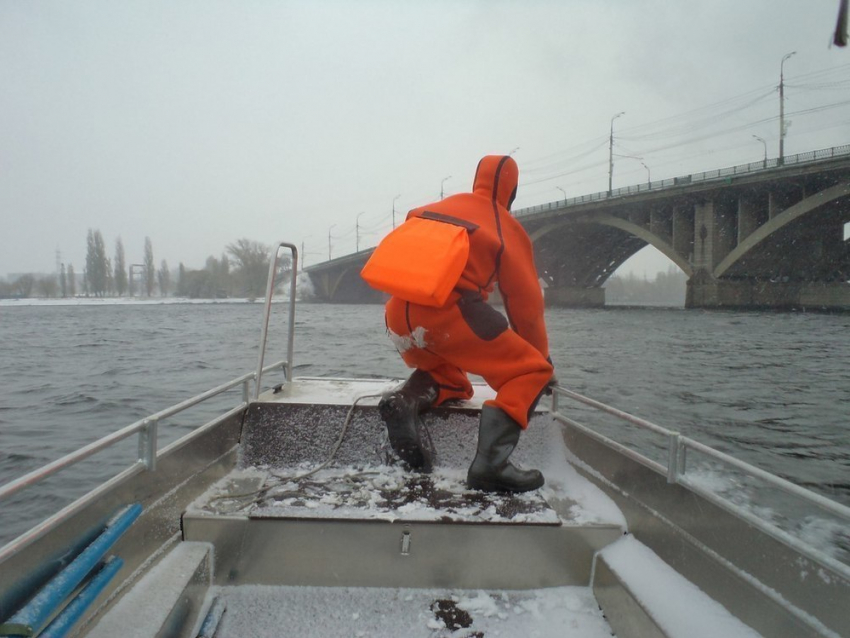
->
[{"left": 1, "top": 302, "right": 848, "bottom": 547}]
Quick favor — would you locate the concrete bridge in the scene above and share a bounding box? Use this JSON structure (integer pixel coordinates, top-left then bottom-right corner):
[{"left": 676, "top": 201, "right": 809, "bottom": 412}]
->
[{"left": 305, "top": 145, "right": 850, "bottom": 310}]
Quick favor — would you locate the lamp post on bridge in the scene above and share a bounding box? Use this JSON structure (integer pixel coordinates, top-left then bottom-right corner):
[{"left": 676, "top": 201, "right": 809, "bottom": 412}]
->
[
  {"left": 637, "top": 158, "right": 650, "bottom": 185},
  {"left": 556, "top": 186, "right": 566, "bottom": 200},
  {"left": 752, "top": 135, "right": 767, "bottom": 168},
  {"left": 328, "top": 224, "right": 336, "bottom": 261},
  {"left": 779, "top": 51, "right": 796, "bottom": 166},
  {"left": 615, "top": 154, "right": 650, "bottom": 186},
  {"left": 608, "top": 111, "right": 625, "bottom": 195},
  {"left": 440, "top": 176, "right": 452, "bottom": 200},
  {"left": 356, "top": 212, "right": 365, "bottom": 253},
  {"left": 301, "top": 236, "right": 311, "bottom": 270},
  {"left": 392, "top": 194, "right": 401, "bottom": 229}
]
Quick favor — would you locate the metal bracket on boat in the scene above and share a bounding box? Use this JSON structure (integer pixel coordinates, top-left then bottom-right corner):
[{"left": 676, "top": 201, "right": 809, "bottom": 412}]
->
[
  {"left": 138, "top": 418, "right": 159, "bottom": 472},
  {"left": 666, "top": 431, "right": 684, "bottom": 484}
]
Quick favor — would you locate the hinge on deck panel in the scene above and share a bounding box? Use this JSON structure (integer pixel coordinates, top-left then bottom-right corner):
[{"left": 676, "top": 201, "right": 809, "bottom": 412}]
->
[{"left": 400, "top": 529, "right": 412, "bottom": 555}]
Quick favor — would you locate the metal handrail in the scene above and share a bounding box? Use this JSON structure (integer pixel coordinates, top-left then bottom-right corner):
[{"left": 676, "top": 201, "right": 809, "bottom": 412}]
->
[
  {"left": 552, "top": 386, "right": 850, "bottom": 522},
  {"left": 0, "top": 360, "right": 287, "bottom": 504},
  {"left": 255, "top": 242, "right": 298, "bottom": 400},
  {"left": 514, "top": 143, "right": 850, "bottom": 218},
  {"left": 551, "top": 385, "right": 850, "bottom": 578}
]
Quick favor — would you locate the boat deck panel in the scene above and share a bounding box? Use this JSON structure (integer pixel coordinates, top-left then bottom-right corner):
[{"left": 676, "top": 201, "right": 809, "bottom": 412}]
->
[
  {"left": 188, "top": 466, "right": 562, "bottom": 525},
  {"left": 202, "top": 583, "right": 615, "bottom": 638},
  {"left": 183, "top": 466, "right": 623, "bottom": 590}
]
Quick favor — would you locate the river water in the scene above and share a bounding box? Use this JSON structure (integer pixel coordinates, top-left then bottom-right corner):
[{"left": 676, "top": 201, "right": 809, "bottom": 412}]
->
[{"left": 1, "top": 301, "right": 849, "bottom": 549}]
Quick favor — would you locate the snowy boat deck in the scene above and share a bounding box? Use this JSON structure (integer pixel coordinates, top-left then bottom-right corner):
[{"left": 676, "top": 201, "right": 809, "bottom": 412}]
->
[
  {"left": 189, "top": 465, "right": 563, "bottom": 525},
  {"left": 206, "top": 584, "right": 614, "bottom": 638},
  {"left": 78, "top": 377, "right": 797, "bottom": 638},
  {"left": 179, "top": 377, "right": 626, "bottom": 595}
]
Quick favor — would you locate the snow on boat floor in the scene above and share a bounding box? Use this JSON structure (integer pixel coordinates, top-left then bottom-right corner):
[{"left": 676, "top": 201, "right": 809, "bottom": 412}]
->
[
  {"left": 189, "top": 465, "right": 562, "bottom": 525},
  {"left": 207, "top": 583, "right": 614, "bottom": 638}
]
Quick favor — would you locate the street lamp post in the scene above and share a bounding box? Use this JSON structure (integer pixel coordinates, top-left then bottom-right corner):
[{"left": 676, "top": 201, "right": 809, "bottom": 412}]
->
[
  {"left": 301, "top": 235, "right": 311, "bottom": 270},
  {"left": 392, "top": 194, "right": 401, "bottom": 229},
  {"left": 356, "top": 212, "right": 365, "bottom": 252},
  {"left": 616, "top": 154, "right": 650, "bottom": 186},
  {"left": 608, "top": 111, "right": 625, "bottom": 195},
  {"left": 638, "top": 158, "right": 650, "bottom": 185},
  {"left": 440, "top": 176, "right": 452, "bottom": 200},
  {"left": 753, "top": 134, "right": 767, "bottom": 168},
  {"left": 556, "top": 187, "right": 567, "bottom": 200},
  {"left": 328, "top": 224, "right": 336, "bottom": 261},
  {"left": 779, "top": 51, "right": 796, "bottom": 165}
]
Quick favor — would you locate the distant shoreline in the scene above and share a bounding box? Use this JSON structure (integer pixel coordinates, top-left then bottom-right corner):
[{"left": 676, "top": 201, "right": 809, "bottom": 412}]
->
[{"left": 0, "top": 297, "right": 281, "bottom": 307}]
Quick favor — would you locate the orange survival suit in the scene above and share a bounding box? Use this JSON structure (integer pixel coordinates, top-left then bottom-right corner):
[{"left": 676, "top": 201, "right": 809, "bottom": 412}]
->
[{"left": 384, "top": 155, "right": 553, "bottom": 429}]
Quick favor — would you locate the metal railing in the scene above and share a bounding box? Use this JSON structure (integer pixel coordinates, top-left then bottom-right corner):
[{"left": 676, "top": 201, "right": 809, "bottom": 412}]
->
[
  {"left": 0, "top": 361, "right": 287, "bottom": 507},
  {"left": 255, "top": 242, "right": 298, "bottom": 400},
  {"left": 0, "top": 243, "right": 300, "bottom": 554},
  {"left": 514, "top": 143, "right": 850, "bottom": 218},
  {"left": 550, "top": 386, "right": 850, "bottom": 577}
]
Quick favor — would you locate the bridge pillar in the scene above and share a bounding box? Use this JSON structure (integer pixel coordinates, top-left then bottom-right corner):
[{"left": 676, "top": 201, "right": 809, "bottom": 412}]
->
[
  {"left": 687, "top": 271, "right": 850, "bottom": 309},
  {"left": 737, "top": 194, "right": 764, "bottom": 243},
  {"left": 672, "top": 204, "right": 695, "bottom": 260},
  {"left": 693, "top": 200, "right": 737, "bottom": 272},
  {"left": 544, "top": 285, "right": 605, "bottom": 308}
]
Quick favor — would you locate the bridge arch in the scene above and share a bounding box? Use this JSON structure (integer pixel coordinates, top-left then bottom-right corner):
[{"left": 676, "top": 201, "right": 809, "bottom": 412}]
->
[
  {"left": 713, "top": 181, "right": 850, "bottom": 278},
  {"left": 529, "top": 212, "right": 693, "bottom": 282}
]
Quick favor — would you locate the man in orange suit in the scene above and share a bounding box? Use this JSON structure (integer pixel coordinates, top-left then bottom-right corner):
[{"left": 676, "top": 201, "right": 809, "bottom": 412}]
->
[{"left": 380, "top": 155, "right": 554, "bottom": 492}]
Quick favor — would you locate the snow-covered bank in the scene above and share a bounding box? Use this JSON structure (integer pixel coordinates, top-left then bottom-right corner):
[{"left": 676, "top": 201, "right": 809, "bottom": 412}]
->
[{"left": 0, "top": 296, "right": 290, "bottom": 307}]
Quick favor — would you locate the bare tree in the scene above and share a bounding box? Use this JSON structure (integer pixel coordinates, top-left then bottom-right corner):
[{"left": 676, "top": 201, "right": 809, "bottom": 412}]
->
[
  {"left": 14, "top": 274, "right": 35, "bottom": 298},
  {"left": 227, "top": 238, "right": 278, "bottom": 299},
  {"left": 177, "top": 262, "right": 187, "bottom": 297},
  {"left": 37, "top": 276, "right": 58, "bottom": 298},
  {"left": 85, "top": 229, "right": 109, "bottom": 296},
  {"left": 143, "top": 237, "right": 155, "bottom": 296},
  {"left": 114, "top": 237, "right": 128, "bottom": 296},
  {"left": 158, "top": 260, "right": 171, "bottom": 297},
  {"left": 67, "top": 264, "right": 76, "bottom": 296}
]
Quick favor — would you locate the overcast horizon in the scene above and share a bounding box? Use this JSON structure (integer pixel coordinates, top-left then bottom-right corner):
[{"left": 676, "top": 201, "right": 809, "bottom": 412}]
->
[{"left": 2, "top": 1, "right": 849, "bottom": 281}]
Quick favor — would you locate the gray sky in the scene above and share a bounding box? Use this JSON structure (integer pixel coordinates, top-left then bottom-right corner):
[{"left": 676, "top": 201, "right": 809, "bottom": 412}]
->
[{"left": 1, "top": 1, "right": 848, "bottom": 280}]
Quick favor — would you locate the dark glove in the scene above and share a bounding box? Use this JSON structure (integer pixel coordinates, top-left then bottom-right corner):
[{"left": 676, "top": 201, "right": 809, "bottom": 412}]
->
[{"left": 544, "top": 357, "right": 558, "bottom": 395}]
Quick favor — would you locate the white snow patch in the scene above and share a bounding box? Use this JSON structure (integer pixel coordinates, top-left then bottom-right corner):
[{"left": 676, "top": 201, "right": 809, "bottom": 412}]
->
[
  {"left": 209, "top": 584, "right": 614, "bottom": 637},
  {"left": 388, "top": 325, "right": 428, "bottom": 353},
  {"left": 539, "top": 421, "right": 627, "bottom": 528},
  {"left": 599, "top": 535, "right": 763, "bottom": 638}
]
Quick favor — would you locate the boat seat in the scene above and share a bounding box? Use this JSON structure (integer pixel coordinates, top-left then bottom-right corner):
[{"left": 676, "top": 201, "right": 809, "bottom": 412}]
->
[{"left": 85, "top": 542, "right": 212, "bottom": 638}]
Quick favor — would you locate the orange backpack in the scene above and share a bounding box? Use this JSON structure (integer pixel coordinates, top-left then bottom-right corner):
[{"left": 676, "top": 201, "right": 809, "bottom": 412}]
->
[{"left": 361, "top": 213, "right": 475, "bottom": 307}]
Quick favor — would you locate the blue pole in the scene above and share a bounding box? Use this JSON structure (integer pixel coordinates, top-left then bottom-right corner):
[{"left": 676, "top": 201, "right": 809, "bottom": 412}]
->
[
  {"left": 38, "top": 556, "right": 124, "bottom": 638},
  {"left": 0, "top": 504, "right": 141, "bottom": 638},
  {"left": 196, "top": 596, "right": 227, "bottom": 638}
]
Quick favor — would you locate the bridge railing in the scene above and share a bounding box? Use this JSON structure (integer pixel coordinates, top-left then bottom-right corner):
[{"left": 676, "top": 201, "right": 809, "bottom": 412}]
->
[{"left": 514, "top": 143, "right": 850, "bottom": 218}]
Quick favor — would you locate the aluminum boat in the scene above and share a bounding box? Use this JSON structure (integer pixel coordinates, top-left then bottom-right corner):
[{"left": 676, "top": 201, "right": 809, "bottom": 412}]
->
[{"left": 1, "top": 243, "right": 848, "bottom": 638}]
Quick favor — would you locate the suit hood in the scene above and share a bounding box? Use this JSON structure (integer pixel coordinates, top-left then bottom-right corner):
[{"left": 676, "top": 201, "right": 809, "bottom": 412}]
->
[{"left": 472, "top": 155, "right": 519, "bottom": 211}]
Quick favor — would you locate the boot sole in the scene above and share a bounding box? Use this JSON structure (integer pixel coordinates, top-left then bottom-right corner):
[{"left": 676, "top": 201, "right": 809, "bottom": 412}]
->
[{"left": 466, "top": 475, "right": 544, "bottom": 493}]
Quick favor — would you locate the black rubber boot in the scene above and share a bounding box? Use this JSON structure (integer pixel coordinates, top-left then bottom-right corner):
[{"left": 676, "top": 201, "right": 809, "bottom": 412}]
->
[
  {"left": 379, "top": 370, "right": 439, "bottom": 471},
  {"left": 467, "top": 405, "right": 544, "bottom": 492}
]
